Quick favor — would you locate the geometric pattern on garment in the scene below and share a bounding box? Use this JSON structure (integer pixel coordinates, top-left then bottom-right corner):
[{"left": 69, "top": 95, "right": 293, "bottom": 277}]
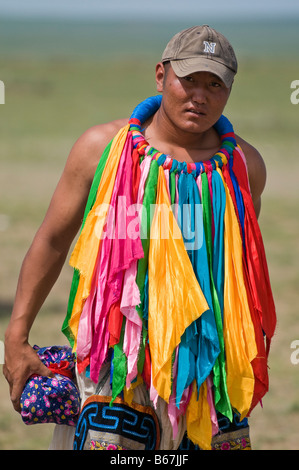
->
[{"left": 73, "top": 396, "right": 160, "bottom": 450}]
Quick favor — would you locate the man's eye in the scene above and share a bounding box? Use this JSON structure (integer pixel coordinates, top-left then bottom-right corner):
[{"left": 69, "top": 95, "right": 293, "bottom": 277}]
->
[
  {"left": 210, "top": 81, "right": 221, "bottom": 87},
  {"left": 183, "top": 76, "right": 194, "bottom": 82}
]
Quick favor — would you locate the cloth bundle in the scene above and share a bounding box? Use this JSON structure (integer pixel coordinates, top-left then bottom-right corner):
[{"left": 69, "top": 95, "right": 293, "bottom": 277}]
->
[{"left": 20, "top": 345, "right": 80, "bottom": 426}]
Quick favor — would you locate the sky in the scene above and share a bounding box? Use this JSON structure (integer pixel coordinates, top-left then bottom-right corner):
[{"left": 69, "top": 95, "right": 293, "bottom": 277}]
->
[{"left": 0, "top": 0, "right": 299, "bottom": 21}]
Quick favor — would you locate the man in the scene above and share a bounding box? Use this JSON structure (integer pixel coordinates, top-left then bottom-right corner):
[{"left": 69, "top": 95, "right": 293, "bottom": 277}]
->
[{"left": 4, "top": 25, "right": 276, "bottom": 450}]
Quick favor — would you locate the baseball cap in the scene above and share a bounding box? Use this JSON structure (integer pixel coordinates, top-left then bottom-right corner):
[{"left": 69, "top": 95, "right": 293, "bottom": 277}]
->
[{"left": 162, "top": 25, "right": 238, "bottom": 88}]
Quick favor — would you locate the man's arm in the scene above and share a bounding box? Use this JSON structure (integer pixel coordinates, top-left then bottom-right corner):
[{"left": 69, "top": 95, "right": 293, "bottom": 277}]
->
[
  {"left": 3, "top": 120, "right": 126, "bottom": 412},
  {"left": 236, "top": 135, "right": 267, "bottom": 218}
]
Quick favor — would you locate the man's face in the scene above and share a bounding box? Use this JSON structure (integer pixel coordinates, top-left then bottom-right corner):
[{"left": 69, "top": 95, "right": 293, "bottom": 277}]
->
[{"left": 155, "top": 63, "right": 231, "bottom": 136}]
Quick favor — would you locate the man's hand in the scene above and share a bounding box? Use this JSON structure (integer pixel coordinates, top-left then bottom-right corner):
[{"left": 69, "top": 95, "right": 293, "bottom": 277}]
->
[{"left": 3, "top": 338, "right": 53, "bottom": 413}]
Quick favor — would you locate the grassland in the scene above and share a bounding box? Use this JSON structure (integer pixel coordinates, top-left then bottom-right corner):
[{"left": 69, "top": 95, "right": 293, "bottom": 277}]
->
[{"left": 0, "top": 17, "right": 299, "bottom": 450}]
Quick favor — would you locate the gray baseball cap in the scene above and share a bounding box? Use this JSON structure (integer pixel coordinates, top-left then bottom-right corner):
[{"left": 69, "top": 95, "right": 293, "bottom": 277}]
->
[{"left": 162, "top": 25, "right": 238, "bottom": 87}]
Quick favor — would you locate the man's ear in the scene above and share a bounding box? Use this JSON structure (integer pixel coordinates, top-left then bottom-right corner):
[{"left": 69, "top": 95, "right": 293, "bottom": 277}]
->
[{"left": 155, "top": 62, "right": 166, "bottom": 93}]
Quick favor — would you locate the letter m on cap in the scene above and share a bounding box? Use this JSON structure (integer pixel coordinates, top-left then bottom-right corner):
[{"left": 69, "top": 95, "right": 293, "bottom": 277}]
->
[{"left": 203, "top": 41, "right": 216, "bottom": 53}]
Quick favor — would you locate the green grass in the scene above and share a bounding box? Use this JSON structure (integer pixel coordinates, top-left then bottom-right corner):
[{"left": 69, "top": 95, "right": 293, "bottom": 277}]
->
[{"left": 1, "top": 17, "right": 299, "bottom": 450}]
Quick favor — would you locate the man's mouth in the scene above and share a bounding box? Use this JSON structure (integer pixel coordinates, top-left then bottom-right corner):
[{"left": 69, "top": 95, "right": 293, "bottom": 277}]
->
[{"left": 186, "top": 108, "right": 206, "bottom": 116}]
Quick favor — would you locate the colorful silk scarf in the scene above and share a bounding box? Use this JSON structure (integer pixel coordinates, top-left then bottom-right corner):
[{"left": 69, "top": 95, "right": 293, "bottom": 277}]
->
[{"left": 61, "top": 96, "right": 276, "bottom": 449}]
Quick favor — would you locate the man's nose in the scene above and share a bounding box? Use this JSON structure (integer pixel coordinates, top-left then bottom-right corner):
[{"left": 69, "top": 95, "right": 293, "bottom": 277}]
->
[{"left": 192, "top": 85, "right": 207, "bottom": 104}]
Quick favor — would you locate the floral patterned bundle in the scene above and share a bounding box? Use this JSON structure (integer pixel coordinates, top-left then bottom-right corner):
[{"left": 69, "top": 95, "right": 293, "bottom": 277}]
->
[{"left": 20, "top": 345, "right": 80, "bottom": 426}]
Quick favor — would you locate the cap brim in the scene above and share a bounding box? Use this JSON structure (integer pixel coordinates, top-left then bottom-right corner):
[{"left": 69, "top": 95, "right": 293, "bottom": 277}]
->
[{"left": 170, "top": 58, "right": 235, "bottom": 88}]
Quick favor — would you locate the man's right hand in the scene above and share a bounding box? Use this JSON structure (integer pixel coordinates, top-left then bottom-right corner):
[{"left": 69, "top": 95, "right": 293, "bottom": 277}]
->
[{"left": 3, "top": 337, "right": 53, "bottom": 413}]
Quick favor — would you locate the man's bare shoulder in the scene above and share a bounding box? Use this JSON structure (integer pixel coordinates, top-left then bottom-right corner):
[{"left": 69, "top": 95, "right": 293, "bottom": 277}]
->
[
  {"left": 74, "top": 118, "right": 128, "bottom": 159},
  {"left": 67, "top": 118, "right": 128, "bottom": 182},
  {"left": 81, "top": 118, "right": 129, "bottom": 144},
  {"left": 235, "top": 135, "right": 266, "bottom": 187},
  {"left": 235, "top": 134, "right": 267, "bottom": 215}
]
